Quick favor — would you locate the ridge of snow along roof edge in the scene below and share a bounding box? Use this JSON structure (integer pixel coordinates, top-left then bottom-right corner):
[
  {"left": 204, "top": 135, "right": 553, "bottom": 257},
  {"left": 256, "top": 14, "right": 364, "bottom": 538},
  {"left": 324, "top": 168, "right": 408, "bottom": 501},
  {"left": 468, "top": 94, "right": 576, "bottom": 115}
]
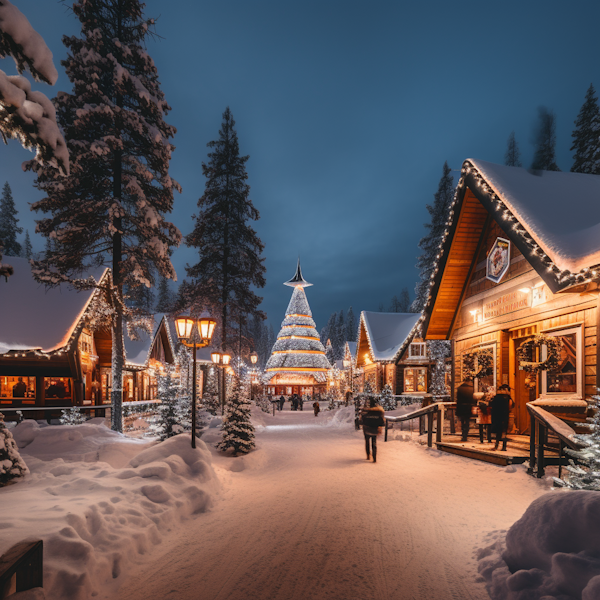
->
[{"left": 361, "top": 311, "right": 421, "bottom": 362}]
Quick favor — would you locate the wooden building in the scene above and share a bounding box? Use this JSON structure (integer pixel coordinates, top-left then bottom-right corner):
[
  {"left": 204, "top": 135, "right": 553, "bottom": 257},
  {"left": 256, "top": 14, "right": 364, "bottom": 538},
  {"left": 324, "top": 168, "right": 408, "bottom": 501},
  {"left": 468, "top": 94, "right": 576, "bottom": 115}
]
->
[
  {"left": 0, "top": 258, "right": 176, "bottom": 415},
  {"left": 422, "top": 159, "right": 600, "bottom": 433},
  {"left": 354, "top": 311, "right": 434, "bottom": 396}
]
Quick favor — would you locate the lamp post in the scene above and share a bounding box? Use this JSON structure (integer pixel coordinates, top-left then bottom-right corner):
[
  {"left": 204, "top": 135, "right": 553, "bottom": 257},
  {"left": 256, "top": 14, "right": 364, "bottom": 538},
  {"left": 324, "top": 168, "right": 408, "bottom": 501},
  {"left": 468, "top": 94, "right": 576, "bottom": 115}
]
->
[
  {"left": 250, "top": 352, "right": 258, "bottom": 402},
  {"left": 174, "top": 312, "right": 216, "bottom": 449},
  {"left": 211, "top": 351, "right": 232, "bottom": 415}
]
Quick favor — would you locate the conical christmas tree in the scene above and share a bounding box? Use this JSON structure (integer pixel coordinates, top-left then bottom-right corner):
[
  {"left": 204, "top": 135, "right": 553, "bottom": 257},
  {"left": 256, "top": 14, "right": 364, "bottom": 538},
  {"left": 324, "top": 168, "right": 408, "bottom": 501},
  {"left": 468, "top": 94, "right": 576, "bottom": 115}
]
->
[
  {"left": 217, "top": 375, "right": 255, "bottom": 456},
  {"left": 265, "top": 261, "right": 331, "bottom": 392}
]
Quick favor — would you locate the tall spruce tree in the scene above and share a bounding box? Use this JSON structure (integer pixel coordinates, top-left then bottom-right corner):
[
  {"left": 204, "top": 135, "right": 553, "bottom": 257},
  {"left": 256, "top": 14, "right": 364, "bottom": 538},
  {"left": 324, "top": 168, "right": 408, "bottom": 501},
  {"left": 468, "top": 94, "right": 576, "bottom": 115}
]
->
[
  {"left": 389, "top": 295, "right": 401, "bottom": 312},
  {"left": 505, "top": 131, "right": 522, "bottom": 167},
  {"left": 27, "top": 0, "right": 181, "bottom": 432},
  {"left": 531, "top": 107, "right": 561, "bottom": 171},
  {"left": 0, "top": 182, "right": 22, "bottom": 256},
  {"left": 411, "top": 162, "right": 454, "bottom": 312},
  {"left": 185, "top": 108, "right": 265, "bottom": 355},
  {"left": 571, "top": 84, "right": 600, "bottom": 174},
  {"left": 22, "top": 230, "right": 32, "bottom": 259},
  {"left": 399, "top": 287, "right": 410, "bottom": 312},
  {"left": 334, "top": 310, "right": 345, "bottom": 359},
  {"left": 345, "top": 306, "right": 357, "bottom": 342},
  {"left": 155, "top": 274, "right": 174, "bottom": 313}
]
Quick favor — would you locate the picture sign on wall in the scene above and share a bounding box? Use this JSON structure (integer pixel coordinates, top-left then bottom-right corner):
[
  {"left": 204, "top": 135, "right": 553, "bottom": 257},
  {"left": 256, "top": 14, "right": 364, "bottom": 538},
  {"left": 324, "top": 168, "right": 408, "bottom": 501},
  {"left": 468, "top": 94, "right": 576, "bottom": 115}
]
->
[{"left": 486, "top": 237, "right": 511, "bottom": 284}]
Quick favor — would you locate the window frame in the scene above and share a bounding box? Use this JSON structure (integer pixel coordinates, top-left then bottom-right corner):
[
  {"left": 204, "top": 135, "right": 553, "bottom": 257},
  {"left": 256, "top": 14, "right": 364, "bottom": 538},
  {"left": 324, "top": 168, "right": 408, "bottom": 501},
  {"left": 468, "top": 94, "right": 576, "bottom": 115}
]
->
[
  {"left": 408, "top": 342, "right": 427, "bottom": 359},
  {"left": 541, "top": 325, "right": 583, "bottom": 398},
  {"left": 404, "top": 367, "right": 428, "bottom": 394},
  {"left": 472, "top": 343, "right": 497, "bottom": 394}
]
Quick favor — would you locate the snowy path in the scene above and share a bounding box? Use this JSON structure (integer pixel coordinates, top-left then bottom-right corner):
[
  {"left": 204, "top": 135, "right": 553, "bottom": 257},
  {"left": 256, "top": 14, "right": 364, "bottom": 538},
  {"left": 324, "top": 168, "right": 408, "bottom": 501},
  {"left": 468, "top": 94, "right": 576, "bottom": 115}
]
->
[{"left": 115, "top": 410, "right": 548, "bottom": 600}]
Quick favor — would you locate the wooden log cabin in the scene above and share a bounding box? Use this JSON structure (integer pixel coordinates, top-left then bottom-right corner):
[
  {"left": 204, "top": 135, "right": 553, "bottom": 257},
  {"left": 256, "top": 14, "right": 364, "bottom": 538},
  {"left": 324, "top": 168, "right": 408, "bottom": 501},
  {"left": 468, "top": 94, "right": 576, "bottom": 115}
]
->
[
  {"left": 422, "top": 159, "right": 600, "bottom": 433},
  {"left": 355, "top": 311, "right": 438, "bottom": 396},
  {"left": 0, "top": 258, "right": 176, "bottom": 418}
]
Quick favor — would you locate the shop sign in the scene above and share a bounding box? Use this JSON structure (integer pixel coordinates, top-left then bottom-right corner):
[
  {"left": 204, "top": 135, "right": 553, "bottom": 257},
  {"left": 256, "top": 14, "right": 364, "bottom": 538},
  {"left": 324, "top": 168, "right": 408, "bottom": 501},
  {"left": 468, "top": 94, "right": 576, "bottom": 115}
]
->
[
  {"left": 483, "top": 289, "right": 530, "bottom": 320},
  {"left": 486, "top": 237, "right": 511, "bottom": 284}
]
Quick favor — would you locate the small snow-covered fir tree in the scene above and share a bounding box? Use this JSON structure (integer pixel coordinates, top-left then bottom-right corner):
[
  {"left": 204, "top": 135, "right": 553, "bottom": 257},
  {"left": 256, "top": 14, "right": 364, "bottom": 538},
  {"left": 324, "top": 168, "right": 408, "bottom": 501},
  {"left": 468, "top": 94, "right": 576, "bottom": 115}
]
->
[
  {"left": 217, "top": 375, "right": 255, "bottom": 456},
  {"left": 345, "top": 306, "right": 357, "bottom": 342},
  {"left": 60, "top": 405, "right": 86, "bottom": 425},
  {"left": 571, "top": 84, "right": 600, "bottom": 174},
  {"left": 412, "top": 162, "right": 454, "bottom": 312},
  {"left": 0, "top": 412, "right": 29, "bottom": 485},
  {"left": 325, "top": 339, "right": 335, "bottom": 365},
  {"left": 151, "top": 367, "right": 180, "bottom": 441},
  {"left": 21, "top": 230, "right": 32, "bottom": 259},
  {"left": 379, "top": 384, "right": 396, "bottom": 410},
  {"left": 0, "top": 182, "right": 22, "bottom": 256},
  {"left": 428, "top": 340, "right": 450, "bottom": 396},
  {"left": 202, "top": 366, "right": 220, "bottom": 415},
  {"left": 505, "top": 131, "right": 522, "bottom": 167},
  {"left": 531, "top": 107, "right": 560, "bottom": 171},
  {"left": 557, "top": 391, "right": 600, "bottom": 490}
]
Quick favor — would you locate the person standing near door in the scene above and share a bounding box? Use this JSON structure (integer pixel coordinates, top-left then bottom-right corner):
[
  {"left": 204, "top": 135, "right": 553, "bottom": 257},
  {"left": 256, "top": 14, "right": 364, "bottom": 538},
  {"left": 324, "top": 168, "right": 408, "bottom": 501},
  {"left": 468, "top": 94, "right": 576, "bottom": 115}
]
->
[
  {"left": 490, "top": 384, "right": 514, "bottom": 451},
  {"left": 456, "top": 380, "right": 475, "bottom": 442}
]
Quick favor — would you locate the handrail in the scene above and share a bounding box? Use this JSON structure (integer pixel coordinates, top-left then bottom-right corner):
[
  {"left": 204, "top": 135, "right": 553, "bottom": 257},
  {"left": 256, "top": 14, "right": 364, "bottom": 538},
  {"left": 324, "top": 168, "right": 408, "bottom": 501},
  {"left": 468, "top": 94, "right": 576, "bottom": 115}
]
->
[
  {"left": 0, "top": 540, "right": 43, "bottom": 596},
  {"left": 384, "top": 402, "right": 451, "bottom": 447},
  {"left": 526, "top": 403, "right": 583, "bottom": 478},
  {"left": 384, "top": 403, "right": 440, "bottom": 423}
]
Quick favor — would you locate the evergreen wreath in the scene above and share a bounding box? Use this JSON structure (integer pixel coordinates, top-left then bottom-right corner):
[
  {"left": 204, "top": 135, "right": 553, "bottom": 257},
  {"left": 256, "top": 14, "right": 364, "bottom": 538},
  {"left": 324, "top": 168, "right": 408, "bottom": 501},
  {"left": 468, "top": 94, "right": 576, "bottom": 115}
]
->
[
  {"left": 462, "top": 348, "right": 494, "bottom": 381},
  {"left": 517, "top": 334, "right": 562, "bottom": 377}
]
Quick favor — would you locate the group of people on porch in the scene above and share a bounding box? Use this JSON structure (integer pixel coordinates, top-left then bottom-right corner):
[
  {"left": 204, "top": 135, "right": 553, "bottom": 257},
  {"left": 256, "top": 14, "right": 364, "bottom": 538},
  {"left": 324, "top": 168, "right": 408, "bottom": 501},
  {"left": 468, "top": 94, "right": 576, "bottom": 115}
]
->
[{"left": 456, "top": 381, "right": 514, "bottom": 450}]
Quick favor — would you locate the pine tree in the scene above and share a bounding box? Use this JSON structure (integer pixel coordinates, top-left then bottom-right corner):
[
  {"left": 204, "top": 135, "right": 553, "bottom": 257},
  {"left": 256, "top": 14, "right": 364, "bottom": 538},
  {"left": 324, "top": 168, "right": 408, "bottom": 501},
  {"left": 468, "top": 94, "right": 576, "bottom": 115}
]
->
[
  {"left": 345, "top": 306, "right": 357, "bottom": 342},
  {"left": 334, "top": 310, "right": 345, "bottom": 359},
  {"left": 202, "top": 366, "right": 220, "bottom": 415},
  {"left": 155, "top": 275, "right": 174, "bottom": 313},
  {"left": 531, "top": 107, "right": 561, "bottom": 171},
  {"left": 379, "top": 384, "right": 396, "bottom": 410},
  {"left": 428, "top": 340, "right": 450, "bottom": 396},
  {"left": 0, "top": 0, "right": 68, "bottom": 174},
  {"left": 151, "top": 367, "right": 180, "bottom": 441},
  {"left": 22, "top": 230, "right": 32, "bottom": 259},
  {"left": 378, "top": 302, "right": 384, "bottom": 312},
  {"left": 0, "top": 239, "right": 13, "bottom": 280},
  {"left": 0, "top": 413, "right": 29, "bottom": 486},
  {"left": 0, "top": 182, "right": 22, "bottom": 256},
  {"left": 325, "top": 339, "right": 335, "bottom": 365},
  {"left": 60, "top": 406, "right": 87, "bottom": 425},
  {"left": 28, "top": 0, "right": 181, "bottom": 433},
  {"left": 412, "top": 161, "right": 454, "bottom": 312},
  {"left": 571, "top": 84, "right": 600, "bottom": 174},
  {"left": 320, "top": 312, "right": 336, "bottom": 345},
  {"left": 557, "top": 391, "right": 600, "bottom": 490},
  {"left": 399, "top": 287, "right": 410, "bottom": 312},
  {"left": 217, "top": 375, "right": 255, "bottom": 456},
  {"left": 505, "top": 131, "right": 522, "bottom": 167},
  {"left": 267, "top": 324, "right": 276, "bottom": 356},
  {"left": 389, "top": 295, "right": 401, "bottom": 312},
  {"left": 185, "top": 107, "right": 266, "bottom": 353}
]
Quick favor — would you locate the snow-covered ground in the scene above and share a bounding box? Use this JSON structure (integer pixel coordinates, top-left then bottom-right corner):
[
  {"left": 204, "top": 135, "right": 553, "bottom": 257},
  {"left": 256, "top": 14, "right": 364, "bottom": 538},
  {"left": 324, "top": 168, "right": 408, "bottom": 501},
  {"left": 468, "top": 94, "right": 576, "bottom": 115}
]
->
[{"left": 2, "top": 408, "right": 557, "bottom": 600}]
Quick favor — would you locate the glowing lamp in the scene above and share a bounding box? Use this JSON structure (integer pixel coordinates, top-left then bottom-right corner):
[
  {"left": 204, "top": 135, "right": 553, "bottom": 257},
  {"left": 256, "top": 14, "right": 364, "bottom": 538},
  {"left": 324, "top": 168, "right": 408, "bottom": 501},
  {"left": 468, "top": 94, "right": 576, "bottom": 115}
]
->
[
  {"left": 343, "top": 359, "right": 350, "bottom": 368},
  {"left": 222, "top": 353, "right": 231, "bottom": 366},
  {"left": 211, "top": 351, "right": 222, "bottom": 364},
  {"left": 174, "top": 315, "right": 194, "bottom": 340},
  {"left": 250, "top": 352, "right": 258, "bottom": 364},
  {"left": 198, "top": 312, "right": 217, "bottom": 344}
]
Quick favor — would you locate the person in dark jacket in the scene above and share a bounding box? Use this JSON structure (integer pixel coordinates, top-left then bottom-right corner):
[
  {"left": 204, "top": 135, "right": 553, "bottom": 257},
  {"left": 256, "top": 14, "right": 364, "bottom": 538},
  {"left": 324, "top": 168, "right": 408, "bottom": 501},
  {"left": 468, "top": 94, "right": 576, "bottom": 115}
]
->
[
  {"left": 360, "top": 397, "right": 385, "bottom": 462},
  {"left": 456, "top": 380, "right": 475, "bottom": 441},
  {"left": 313, "top": 401, "right": 320, "bottom": 416},
  {"left": 490, "top": 384, "right": 514, "bottom": 451},
  {"left": 279, "top": 395, "right": 285, "bottom": 411},
  {"left": 299, "top": 395, "right": 304, "bottom": 411}
]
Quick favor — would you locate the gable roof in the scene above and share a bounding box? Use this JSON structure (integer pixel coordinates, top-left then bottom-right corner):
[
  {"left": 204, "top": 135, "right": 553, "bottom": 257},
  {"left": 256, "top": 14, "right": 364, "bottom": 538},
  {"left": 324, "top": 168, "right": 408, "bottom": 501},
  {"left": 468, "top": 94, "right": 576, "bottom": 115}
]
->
[
  {"left": 422, "top": 159, "right": 600, "bottom": 340},
  {"left": 345, "top": 341, "right": 357, "bottom": 361},
  {"left": 360, "top": 311, "right": 421, "bottom": 363},
  {"left": 125, "top": 314, "right": 176, "bottom": 369},
  {"left": 0, "top": 257, "right": 108, "bottom": 354}
]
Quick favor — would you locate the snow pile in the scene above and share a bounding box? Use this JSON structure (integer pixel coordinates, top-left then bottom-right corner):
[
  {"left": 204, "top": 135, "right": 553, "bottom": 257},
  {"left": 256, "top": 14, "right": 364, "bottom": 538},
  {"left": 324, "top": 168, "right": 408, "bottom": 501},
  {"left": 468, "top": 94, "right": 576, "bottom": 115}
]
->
[
  {"left": 2, "top": 421, "right": 220, "bottom": 600},
  {"left": 477, "top": 490, "right": 600, "bottom": 600},
  {"left": 323, "top": 406, "right": 355, "bottom": 428}
]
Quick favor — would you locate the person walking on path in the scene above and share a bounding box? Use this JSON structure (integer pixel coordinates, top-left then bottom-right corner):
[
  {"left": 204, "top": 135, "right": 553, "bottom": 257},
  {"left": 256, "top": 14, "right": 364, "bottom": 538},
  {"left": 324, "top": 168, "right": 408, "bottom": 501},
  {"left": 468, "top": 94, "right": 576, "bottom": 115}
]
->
[
  {"left": 279, "top": 395, "right": 285, "bottom": 411},
  {"left": 456, "top": 380, "right": 475, "bottom": 442},
  {"left": 313, "top": 401, "right": 320, "bottom": 417},
  {"left": 490, "top": 384, "right": 514, "bottom": 451},
  {"left": 299, "top": 395, "right": 304, "bottom": 411},
  {"left": 360, "top": 397, "right": 385, "bottom": 462},
  {"left": 475, "top": 388, "right": 493, "bottom": 444}
]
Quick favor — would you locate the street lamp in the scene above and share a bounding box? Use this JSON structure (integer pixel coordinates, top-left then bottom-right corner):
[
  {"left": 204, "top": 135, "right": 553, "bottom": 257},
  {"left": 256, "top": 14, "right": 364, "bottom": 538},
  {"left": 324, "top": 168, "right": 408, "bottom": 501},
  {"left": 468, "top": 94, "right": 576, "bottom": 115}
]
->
[
  {"left": 343, "top": 358, "right": 354, "bottom": 393},
  {"left": 211, "top": 351, "right": 231, "bottom": 414},
  {"left": 249, "top": 352, "right": 258, "bottom": 402},
  {"left": 174, "top": 312, "right": 216, "bottom": 449}
]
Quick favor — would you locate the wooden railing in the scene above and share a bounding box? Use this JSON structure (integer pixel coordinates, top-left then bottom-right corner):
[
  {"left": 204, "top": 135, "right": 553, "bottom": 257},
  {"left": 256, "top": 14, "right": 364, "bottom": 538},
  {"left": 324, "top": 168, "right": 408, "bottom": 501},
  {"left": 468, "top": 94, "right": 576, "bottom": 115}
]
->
[
  {"left": 384, "top": 402, "right": 454, "bottom": 447},
  {"left": 0, "top": 541, "right": 43, "bottom": 599},
  {"left": 527, "top": 404, "right": 583, "bottom": 478}
]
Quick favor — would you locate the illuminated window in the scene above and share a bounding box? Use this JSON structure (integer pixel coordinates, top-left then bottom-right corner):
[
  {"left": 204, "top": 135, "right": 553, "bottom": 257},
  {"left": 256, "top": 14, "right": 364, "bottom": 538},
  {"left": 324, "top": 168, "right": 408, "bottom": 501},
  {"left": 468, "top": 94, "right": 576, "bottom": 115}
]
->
[
  {"left": 542, "top": 327, "right": 582, "bottom": 396},
  {"left": 79, "top": 331, "right": 93, "bottom": 354},
  {"left": 0, "top": 376, "right": 36, "bottom": 400},
  {"left": 44, "top": 377, "right": 72, "bottom": 399},
  {"left": 404, "top": 368, "right": 427, "bottom": 393},
  {"left": 409, "top": 343, "right": 427, "bottom": 358}
]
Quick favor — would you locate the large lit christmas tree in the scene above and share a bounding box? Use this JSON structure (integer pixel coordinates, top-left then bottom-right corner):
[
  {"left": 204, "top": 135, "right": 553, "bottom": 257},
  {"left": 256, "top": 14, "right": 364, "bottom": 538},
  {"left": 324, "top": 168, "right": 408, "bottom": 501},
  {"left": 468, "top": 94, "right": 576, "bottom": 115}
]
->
[{"left": 265, "top": 261, "right": 331, "bottom": 392}]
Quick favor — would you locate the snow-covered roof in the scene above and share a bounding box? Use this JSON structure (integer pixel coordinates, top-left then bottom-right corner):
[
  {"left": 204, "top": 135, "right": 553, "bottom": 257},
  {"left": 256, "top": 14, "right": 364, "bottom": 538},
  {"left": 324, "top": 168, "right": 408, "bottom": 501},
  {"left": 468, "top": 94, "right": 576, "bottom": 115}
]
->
[
  {"left": 346, "top": 341, "right": 357, "bottom": 360},
  {"left": 0, "top": 257, "right": 107, "bottom": 354},
  {"left": 470, "top": 159, "right": 600, "bottom": 273},
  {"left": 125, "top": 314, "right": 176, "bottom": 368},
  {"left": 361, "top": 312, "right": 421, "bottom": 362}
]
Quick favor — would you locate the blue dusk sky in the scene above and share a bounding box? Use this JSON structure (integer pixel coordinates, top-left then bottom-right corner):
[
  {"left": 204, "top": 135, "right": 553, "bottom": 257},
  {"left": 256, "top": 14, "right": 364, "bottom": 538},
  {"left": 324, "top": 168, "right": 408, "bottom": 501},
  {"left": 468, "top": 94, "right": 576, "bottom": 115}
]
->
[{"left": 1, "top": 1, "right": 600, "bottom": 331}]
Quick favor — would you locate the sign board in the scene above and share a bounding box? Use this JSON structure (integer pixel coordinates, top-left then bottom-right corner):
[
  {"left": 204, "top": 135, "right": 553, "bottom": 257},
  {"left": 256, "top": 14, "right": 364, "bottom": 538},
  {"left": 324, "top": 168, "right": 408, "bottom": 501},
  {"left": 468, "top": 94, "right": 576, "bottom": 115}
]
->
[
  {"left": 486, "top": 237, "right": 511, "bottom": 284},
  {"left": 483, "top": 289, "right": 530, "bottom": 320}
]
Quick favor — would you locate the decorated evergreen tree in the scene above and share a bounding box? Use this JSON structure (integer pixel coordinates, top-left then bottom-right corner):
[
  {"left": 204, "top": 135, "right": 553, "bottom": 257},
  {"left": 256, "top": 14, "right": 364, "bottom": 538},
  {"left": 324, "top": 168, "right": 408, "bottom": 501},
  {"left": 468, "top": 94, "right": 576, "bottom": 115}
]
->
[
  {"left": 0, "top": 182, "right": 21, "bottom": 256},
  {"left": 428, "top": 340, "right": 450, "bottom": 396},
  {"left": 379, "top": 383, "right": 396, "bottom": 410},
  {"left": 325, "top": 338, "right": 335, "bottom": 365},
  {"left": 557, "top": 391, "right": 600, "bottom": 490},
  {"left": 571, "top": 84, "right": 600, "bottom": 174},
  {"left": 151, "top": 367, "right": 179, "bottom": 441},
  {"left": 22, "top": 230, "right": 32, "bottom": 259},
  {"left": 202, "top": 366, "right": 220, "bottom": 415},
  {"left": 412, "top": 162, "right": 454, "bottom": 312},
  {"left": 0, "top": 0, "right": 68, "bottom": 174},
  {"left": 216, "top": 375, "right": 255, "bottom": 456},
  {"left": 531, "top": 107, "right": 561, "bottom": 171},
  {"left": 60, "top": 406, "right": 87, "bottom": 425},
  {"left": 185, "top": 107, "right": 266, "bottom": 353},
  {"left": 0, "top": 413, "right": 29, "bottom": 485},
  {"left": 155, "top": 275, "right": 174, "bottom": 313},
  {"left": 28, "top": 0, "right": 181, "bottom": 433},
  {"left": 504, "top": 131, "right": 522, "bottom": 167},
  {"left": 345, "top": 306, "right": 357, "bottom": 342}
]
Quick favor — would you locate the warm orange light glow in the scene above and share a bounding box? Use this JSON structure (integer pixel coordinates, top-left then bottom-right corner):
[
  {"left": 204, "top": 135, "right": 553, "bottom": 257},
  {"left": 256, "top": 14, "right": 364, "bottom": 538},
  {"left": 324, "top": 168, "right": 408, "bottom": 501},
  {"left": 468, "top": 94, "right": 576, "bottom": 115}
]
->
[
  {"left": 250, "top": 352, "right": 258, "bottom": 364},
  {"left": 278, "top": 335, "right": 320, "bottom": 341},
  {"left": 266, "top": 367, "right": 328, "bottom": 372},
  {"left": 198, "top": 315, "right": 217, "bottom": 342},
  {"left": 211, "top": 351, "right": 221, "bottom": 364},
  {"left": 175, "top": 316, "right": 194, "bottom": 339},
  {"left": 272, "top": 350, "right": 324, "bottom": 354},
  {"left": 222, "top": 353, "right": 231, "bottom": 365},
  {"left": 287, "top": 314, "right": 311, "bottom": 318}
]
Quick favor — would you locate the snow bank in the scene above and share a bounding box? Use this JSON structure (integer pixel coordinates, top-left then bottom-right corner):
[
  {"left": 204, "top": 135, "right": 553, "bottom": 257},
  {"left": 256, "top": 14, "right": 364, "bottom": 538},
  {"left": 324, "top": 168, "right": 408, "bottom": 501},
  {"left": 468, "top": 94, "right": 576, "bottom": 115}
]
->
[
  {"left": 477, "top": 490, "right": 600, "bottom": 600},
  {"left": 1, "top": 422, "right": 220, "bottom": 600}
]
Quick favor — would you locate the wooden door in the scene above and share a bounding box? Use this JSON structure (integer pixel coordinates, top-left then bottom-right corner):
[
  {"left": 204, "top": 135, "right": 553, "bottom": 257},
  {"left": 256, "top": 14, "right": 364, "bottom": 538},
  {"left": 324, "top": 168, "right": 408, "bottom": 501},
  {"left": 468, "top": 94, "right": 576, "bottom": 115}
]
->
[{"left": 514, "top": 337, "right": 538, "bottom": 434}]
